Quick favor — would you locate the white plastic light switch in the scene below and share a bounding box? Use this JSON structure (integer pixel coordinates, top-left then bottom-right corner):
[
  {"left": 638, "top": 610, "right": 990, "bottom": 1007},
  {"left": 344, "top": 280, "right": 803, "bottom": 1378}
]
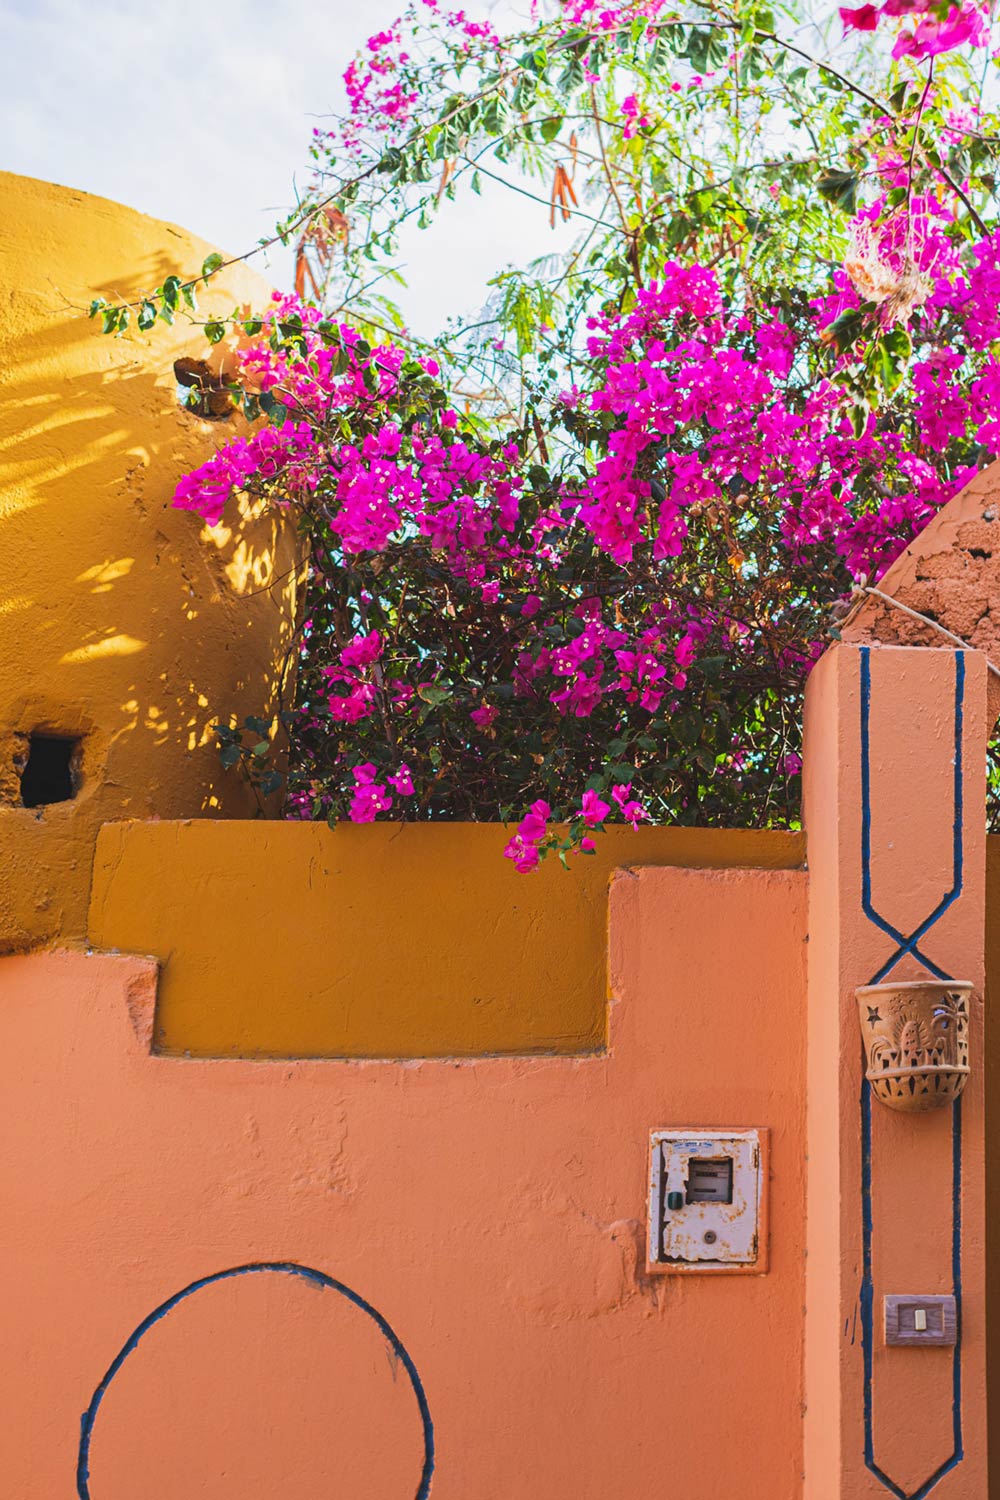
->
[{"left": 648, "top": 1128, "right": 768, "bottom": 1273}]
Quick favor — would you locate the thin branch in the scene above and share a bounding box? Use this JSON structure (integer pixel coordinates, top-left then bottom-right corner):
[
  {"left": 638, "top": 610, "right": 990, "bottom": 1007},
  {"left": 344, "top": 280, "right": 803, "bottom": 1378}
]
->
[{"left": 457, "top": 154, "right": 617, "bottom": 230}]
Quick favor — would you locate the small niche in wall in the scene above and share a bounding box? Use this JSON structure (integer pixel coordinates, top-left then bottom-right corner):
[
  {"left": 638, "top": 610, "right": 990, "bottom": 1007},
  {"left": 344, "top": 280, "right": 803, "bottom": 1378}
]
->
[
  {"left": 19, "top": 734, "right": 80, "bottom": 808},
  {"left": 173, "top": 357, "right": 233, "bottom": 421}
]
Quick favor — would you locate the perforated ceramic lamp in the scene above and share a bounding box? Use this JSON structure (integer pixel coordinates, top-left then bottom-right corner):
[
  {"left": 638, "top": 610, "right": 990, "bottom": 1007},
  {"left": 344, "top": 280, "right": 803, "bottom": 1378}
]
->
[{"left": 856, "top": 979, "right": 972, "bottom": 1113}]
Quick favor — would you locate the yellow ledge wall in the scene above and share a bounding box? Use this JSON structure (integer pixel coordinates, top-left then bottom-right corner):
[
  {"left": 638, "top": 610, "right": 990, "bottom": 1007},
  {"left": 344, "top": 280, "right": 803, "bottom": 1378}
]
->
[
  {"left": 0, "top": 173, "right": 297, "bottom": 954},
  {"left": 88, "top": 820, "right": 806, "bottom": 1057}
]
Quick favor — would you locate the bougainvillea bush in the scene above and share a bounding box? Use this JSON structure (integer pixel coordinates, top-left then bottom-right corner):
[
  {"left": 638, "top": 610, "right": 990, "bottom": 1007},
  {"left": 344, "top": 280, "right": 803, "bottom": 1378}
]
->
[{"left": 95, "top": 0, "right": 1000, "bottom": 863}]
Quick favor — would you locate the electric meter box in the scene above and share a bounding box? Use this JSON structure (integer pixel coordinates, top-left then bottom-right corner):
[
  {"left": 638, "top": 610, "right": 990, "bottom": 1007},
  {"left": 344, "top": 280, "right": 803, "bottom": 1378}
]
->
[{"left": 647, "top": 1128, "right": 769, "bottom": 1274}]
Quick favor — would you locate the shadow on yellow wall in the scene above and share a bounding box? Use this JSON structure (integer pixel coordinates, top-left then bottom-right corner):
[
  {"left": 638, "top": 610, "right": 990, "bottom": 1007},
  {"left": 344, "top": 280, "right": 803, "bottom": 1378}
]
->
[{"left": 0, "top": 172, "right": 300, "bottom": 953}]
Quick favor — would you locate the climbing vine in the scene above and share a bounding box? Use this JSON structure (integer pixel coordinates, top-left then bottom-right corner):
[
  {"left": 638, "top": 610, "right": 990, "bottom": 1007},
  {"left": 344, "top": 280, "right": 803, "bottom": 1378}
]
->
[{"left": 93, "top": 0, "right": 1000, "bottom": 862}]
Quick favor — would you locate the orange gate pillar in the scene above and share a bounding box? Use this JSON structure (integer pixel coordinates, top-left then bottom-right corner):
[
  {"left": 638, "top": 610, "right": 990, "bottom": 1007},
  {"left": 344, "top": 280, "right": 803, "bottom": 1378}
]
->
[{"left": 803, "top": 642, "right": 988, "bottom": 1499}]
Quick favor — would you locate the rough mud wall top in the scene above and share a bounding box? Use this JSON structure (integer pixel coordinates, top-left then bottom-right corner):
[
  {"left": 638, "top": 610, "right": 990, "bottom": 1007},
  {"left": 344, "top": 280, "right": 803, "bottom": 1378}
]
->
[
  {"left": 0, "top": 171, "right": 300, "bottom": 952},
  {"left": 842, "top": 457, "right": 1000, "bottom": 725}
]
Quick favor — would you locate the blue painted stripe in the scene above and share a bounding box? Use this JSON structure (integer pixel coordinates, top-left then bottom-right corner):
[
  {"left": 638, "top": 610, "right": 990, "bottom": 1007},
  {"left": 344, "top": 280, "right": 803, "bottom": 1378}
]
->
[
  {"left": 860, "top": 649, "right": 965, "bottom": 981},
  {"left": 951, "top": 1094, "right": 964, "bottom": 1467},
  {"left": 860, "top": 1082, "right": 964, "bottom": 1499},
  {"left": 858, "top": 647, "right": 965, "bottom": 1497},
  {"left": 77, "top": 1261, "right": 435, "bottom": 1500}
]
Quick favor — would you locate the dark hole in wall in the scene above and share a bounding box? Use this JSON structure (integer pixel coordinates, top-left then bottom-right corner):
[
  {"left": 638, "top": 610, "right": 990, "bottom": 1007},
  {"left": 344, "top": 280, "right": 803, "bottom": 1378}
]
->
[
  {"left": 173, "top": 357, "right": 234, "bottom": 421},
  {"left": 19, "top": 735, "right": 79, "bottom": 808}
]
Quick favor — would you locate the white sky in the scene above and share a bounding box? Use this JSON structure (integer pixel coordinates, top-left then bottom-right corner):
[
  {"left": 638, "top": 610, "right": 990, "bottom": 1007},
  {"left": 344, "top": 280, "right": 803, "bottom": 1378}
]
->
[{"left": 1, "top": 0, "right": 566, "bottom": 334}]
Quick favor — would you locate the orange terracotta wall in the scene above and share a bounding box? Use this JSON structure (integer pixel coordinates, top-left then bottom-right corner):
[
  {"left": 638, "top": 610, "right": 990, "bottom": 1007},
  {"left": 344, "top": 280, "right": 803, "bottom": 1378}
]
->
[
  {"left": 0, "top": 173, "right": 298, "bottom": 955},
  {"left": 804, "top": 644, "right": 989, "bottom": 1500},
  {"left": 984, "top": 838, "right": 1000, "bottom": 1496},
  {"left": 0, "top": 862, "right": 807, "bottom": 1500}
]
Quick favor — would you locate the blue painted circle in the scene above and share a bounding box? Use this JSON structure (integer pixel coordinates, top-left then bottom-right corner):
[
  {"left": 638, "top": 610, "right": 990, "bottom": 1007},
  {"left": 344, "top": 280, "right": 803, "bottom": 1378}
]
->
[{"left": 76, "top": 1261, "right": 434, "bottom": 1499}]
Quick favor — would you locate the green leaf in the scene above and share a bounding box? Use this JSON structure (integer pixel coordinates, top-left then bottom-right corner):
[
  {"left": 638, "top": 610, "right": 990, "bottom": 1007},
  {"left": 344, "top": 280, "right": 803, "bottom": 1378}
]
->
[
  {"left": 695, "top": 655, "right": 727, "bottom": 680},
  {"left": 161, "top": 275, "right": 182, "bottom": 311},
  {"left": 204, "top": 320, "right": 226, "bottom": 345},
  {"left": 259, "top": 391, "right": 287, "bottom": 424},
  {"left": 201, "top": 252, "right": 224, "bottom": 279},
  {"left": 540, "top": 114, "right": 563, "bottom": 143},
  {"left": 823, "top": 306, "right": 865, "bottom": 355},
  {"left": 219, "top": 744, "right": 241, "bottom": 769},
  {"left": 674, "top": 710, "right": 704, "bottom": 747},
  {"left": 137, "top": 300, "right": 157, "bottom": 331},
  {"left": 417, "top": 683, "right": 451, "bottom": 706},
  {"left": 817, "top": 169, "right": 859, "bottom": 215},
  {"left": 875, "top": 325, "right": 912, "bottom": 394}
]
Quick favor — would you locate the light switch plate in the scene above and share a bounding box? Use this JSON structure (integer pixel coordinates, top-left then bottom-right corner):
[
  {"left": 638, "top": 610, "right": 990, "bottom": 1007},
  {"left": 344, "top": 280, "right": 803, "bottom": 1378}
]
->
[
  {"left": 647, "top": 1128, "right": 768, "bottom": 1275},
  {"left": 884, "top": 1295, "right": 957, "bottom": 1347}
]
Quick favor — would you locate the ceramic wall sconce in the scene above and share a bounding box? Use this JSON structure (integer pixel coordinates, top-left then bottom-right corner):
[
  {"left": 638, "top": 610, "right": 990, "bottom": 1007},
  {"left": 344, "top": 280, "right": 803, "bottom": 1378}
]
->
[{"left": 855, "top": 979, "right": 972, "bottom": 1113}]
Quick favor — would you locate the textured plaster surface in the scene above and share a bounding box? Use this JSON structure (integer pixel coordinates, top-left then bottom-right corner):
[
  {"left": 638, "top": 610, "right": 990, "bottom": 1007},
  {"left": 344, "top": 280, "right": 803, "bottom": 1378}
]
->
[
  {"left": 0, "top": 172, "right": 299, "bottom": 954},
  {"left": 987, "top": 840, "right": 1000, "bottom": 1500},
  {"left": 803, "top": 646, "right": 988, "bottom": 1500},
  {"left": 5, "top": 166, "right": 1000, "bottom": 1500},
  {"left": 88, "top": 819, "right": 805, "bottom": 1057},
  {"left": 842, "top": 458, "right": 1000, "bottom": 725},
  {"left": 1, "top": 867, "right": 806, "bottom": 1499},
  {"left": 840, "top": 464, "right": 1000, "bottom": 1497}
]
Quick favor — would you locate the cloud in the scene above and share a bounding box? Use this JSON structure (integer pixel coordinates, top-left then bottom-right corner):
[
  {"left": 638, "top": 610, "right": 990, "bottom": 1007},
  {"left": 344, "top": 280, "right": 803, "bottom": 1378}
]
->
[{"left": 1, "top": 0, "right": 574, "bottom": 332}]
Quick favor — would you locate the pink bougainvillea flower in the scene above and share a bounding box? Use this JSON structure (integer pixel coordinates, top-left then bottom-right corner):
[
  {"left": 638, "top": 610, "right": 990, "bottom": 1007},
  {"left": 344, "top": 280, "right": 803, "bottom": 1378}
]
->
[
  {"left": 840, "top": 3, "right": 879, "bottom": 30},
  {"left": 470, "top": 703, "right": 498, "bottom": 729},
  {"left": 340, "top": 630, "right": 383, "bottom": 670},
  {"left": 348, "top": 763, "right": 393, "bottom": 822},
  {"left": 389, "top": 763, "right": 414, "bottom": 795},
  {"left": 503, "top": 835, "right": 541, "bottom": 872},
  {"left": 612, "top": 782, "right": 650, "bottom": 829},
  {"left": 171, "top": 0, "right": 1000, "bottom": 873},
  {"left": 887, "top": 0, "right": 988, "bottom": 57},
  {"left": 674, "top": 633, "right": 698, "bottom": 670},
  {"left": 503, "top": 799, "right": 552, "bottom": 872},
  {"left": 519, "top": 799, "right": 551, "bottom": 841},
  {"left": 620, "top": 93, "right": 650, "bottom": 139},
  {"left": 328, "top": 683, "right": 377, "bottom": 723},
  {"left": 579, "top": 788, "right": 611, "bottom": 826}
]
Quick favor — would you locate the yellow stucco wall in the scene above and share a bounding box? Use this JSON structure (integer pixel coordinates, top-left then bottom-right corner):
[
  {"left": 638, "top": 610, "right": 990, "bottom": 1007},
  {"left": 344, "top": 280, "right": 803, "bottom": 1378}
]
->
[
  {"left": 0, "top": 172, "right": 299, "bottom": 953},
  {"left": 88, "top": 819, "right": 806, "bottom": 1057}
]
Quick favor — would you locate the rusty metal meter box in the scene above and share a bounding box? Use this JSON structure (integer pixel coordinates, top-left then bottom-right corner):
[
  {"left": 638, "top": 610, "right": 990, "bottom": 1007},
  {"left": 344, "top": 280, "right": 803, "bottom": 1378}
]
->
[{"left": 648, "top": 1128, "right": 768, "bottom": 1274}]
